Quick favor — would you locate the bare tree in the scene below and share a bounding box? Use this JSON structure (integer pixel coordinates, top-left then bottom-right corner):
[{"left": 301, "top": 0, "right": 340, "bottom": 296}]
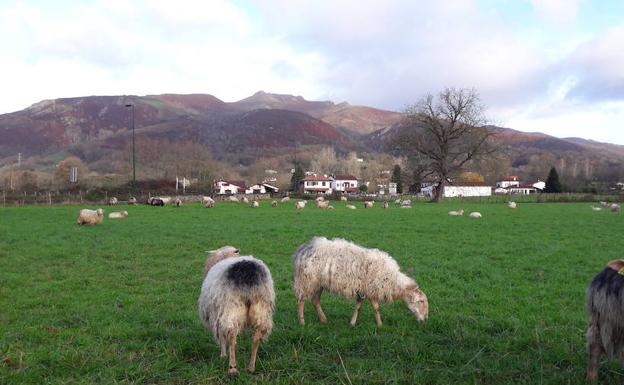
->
[{"left": 397, "top": 87, "right": 495, "bottom": 202}]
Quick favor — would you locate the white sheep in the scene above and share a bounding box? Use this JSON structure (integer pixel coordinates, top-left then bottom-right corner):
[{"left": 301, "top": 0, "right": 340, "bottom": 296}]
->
[
  {"left": 158, "top": 197, "right": 172, "bottom": 205},
  {"left": 198, "top": 255, "right": 275, "bottom": 377},
  {"left": 469, "top": 212, "right": 482, "bottom": 218},
  {"left": 401, "top": 200, "right": 411, "bottom": 207},
  {"left": 591, "top": 206, "right": 602, "bottom": 212},
  {"left": 327, "top": 205, "right": 335, "bottom": 210},
  {"left": 108, "top": 210, "right": 128, "bottom": 219},
  {"left": 293, "top": 237, "right": 428, "bottom": 327},
  {"left": 340, "top": 196, "right": 348, "bottom": 202},
  {"left": 77, "top": 208, "right": 104, "bottom": 225},
  {"left": 281, "top": 196, "right": 290, "bottom": 202},
  {"left": 316, "top": 200, "right": 329, "bottom": 209},
  {"left": 383, "top": 202, "right": 389, "bottom": 209},
  {"left": 202, "top": 196, "right": 214, "bottom": 205},
  {"left": 599, "top": 201, "right": 609, "bottom": 207},
  {"left": 128, "top": 197, "right": 137, "bottom": 205},
  {"left": 508, "top": 201, "right": 517, "bottom": 209},
  {"left": 295, "top": 201, "right": 306, "bottom": 210},
  {"left": 363, "top": 201, "right": 374, "bottom": 209},
  {"left": 346, "top": 204, "right": 357, "bottom": 209},
  {"left": 271, "top": 201, "right": 278, "bottom": 208},
  {"left": 228, "top": 196, "right": 239, "bottom": 203},
  {"left": 611, "top": 203, "right": 621, "bottom": 213},
  {"left": 395, "top": 198, "right": 402, "bottom": 206},
  {"left": 203, "top": 246, "right": 241, "bottom": 277},
  {"left": 108, "top": 197, "right": 118, "bottom": 205},
  {"left": 315, "top": 196, "right": 325, "bottom": 202},
  {"left": 448, "top": 210, "right": 464, "bottom": 216},
  {"left": 174, "top": 198, "right": 182, "bottom": 207},
  {"left": 251, "top": 200, "right": 259, "bottom": 208},
  {"left": 242, "top": 196, "right": 249, "bottom": 204}
]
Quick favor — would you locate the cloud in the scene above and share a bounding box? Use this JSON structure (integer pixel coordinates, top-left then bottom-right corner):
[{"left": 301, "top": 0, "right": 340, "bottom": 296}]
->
[{"left": 528, "top": 0, "right": 584, "bottom": 26}]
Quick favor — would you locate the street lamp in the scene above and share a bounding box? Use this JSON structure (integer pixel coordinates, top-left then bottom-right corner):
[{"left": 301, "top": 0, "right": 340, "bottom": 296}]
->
[{"left": 125, "top": 103, "right": 136, "bottom": 197}]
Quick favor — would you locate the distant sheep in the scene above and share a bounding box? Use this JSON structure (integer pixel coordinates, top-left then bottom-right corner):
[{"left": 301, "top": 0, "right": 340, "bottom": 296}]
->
[
  {"left": 599, "top": 201, "right": 609, "bottom": 207},
  {"left": 251, "top": 200, "right": 259, "bottom": 208},
  {"left": 174, "top": 198, "right": 182, "bottom": 207},
  {"left": 108, "top": 210, "right": 128, "bottom": 219},
  {"left": 158, "top": 197, "right": 172, "bottom": 205},
  {"left": 128, "top": 197, "right": 137, "bottom": 205},
  {"left": 108, "top": 197, "right": 118, "bottom": 205},
  {"left": 448, "top": 210, "right": 464, "bottom": 216},
  {"left": 508, "top": 201, "right": 517, "bottom": 209},
  {"left": 591, "top": 206, "right": 602, "bottom": 212},
  {"left": 271, "top": 201, "right": 277, "bottom": 208},
  {"left": 327, "top": 205, "right": 335, "bottom": 210},
  {"left": 295, "top": 201, "right": 306, "bottom": 210},
  {"left": 611, "top": 203, "right": 621, "bottom": 213},
  {"left": 346, "top": 204, "right": 357, "bottom": 210},
  {"left": 340, "top": 196, "right": 348, "bottom": 202},
  {"left": 363, "top": 201, "right": 374, "bottom": 209},
  {"left": 242, "top": 196, "right": 249, "bottom": 204},
  {"left": 281, "top": 196, "right": 290, "bottom": 202},
  {"left": 203, "top": 246, "right": 240, "bottom": 277},
  {"left": 587, "top": 259, "right": 624, "bottom": 382},
  {"left": 228, "top": 196, "right": 240, "bottom": 203},
  {"left": 316, "top": 200, "right": 329, "bottom": 209},
  {"left": 150, "top": 198, "right": 165, "bottom": 206},
  {"left": 198, "top": 254, "right": 274, "bottom": 377},
  {"left": 383, "top": 202, "right": 389, "bottom": 209},
  {"left": 395, "top": 198, "right": 402, "bottom": 206},
  {"left": 315, "top": 196, "right": 325, "bottom": 202},
  {"left": 401, "top": 205, "right": 412, "bottom": 209},
  {"left": 469, "top": 212, "right": 482, "bottom": 218},
  {"left": 401, "top": 200, "right": 411, "bottom": 207},
  {"left": 204, "top": 197, "right": 215, "bottom": 208},
  {"left": 293, "top": 237, "right": 428, "bottom": 326},
  {"left": 202, "top": 196, "right": 214, "bottom": 205},
  {"left": 77, "top": 208, "right": 104, "bottom": 225}
]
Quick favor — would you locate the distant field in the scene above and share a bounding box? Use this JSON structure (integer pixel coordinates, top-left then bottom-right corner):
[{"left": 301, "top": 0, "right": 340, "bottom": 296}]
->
[{"left": 1, "top": 201, "right": 623, "bottom": 384}]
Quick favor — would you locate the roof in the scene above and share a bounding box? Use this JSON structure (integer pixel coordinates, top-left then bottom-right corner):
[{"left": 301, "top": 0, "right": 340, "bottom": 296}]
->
[
  {"left": 222, "top": 180, "right": 246, "bottom": 189},
  {"left": 303, "top": 187, "right": 331, "bottom": 191},
  {"left": 262, "top": 183, "right": 279, "bottom": 190},
  {"left": 502, "top": 176, "right": 519, "bottom": 181},
  {"left": 333, "top": 175, "right": 357, "bottom": 181},
  {"left": 446, "top": 182, "right": 491, "bottom": 187},
  {"left": 302, "top": 176, "right": 333, "bottom": 181}
]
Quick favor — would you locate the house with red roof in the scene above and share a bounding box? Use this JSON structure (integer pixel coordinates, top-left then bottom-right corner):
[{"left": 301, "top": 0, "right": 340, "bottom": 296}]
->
[{"left": 300, "top": 176, "right": 334, "bottom": 194}]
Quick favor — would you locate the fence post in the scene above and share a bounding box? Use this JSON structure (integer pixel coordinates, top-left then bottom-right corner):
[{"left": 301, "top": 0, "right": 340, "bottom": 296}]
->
[
  {"left": 48, "top": 191, "right": 52, "bottom": 206},
  {"left": 2, "top": 190, "right": 5, "bottom": 207}
]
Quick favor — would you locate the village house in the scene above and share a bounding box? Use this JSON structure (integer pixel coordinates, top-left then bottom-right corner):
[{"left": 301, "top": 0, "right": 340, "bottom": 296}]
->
[
  {"left": 332, "top": 175, "right": 359, "bottom": 194},
  {"left": 494, "top": 177, "right": 545, "bottom": 195},
  {"left": 301, "top": 176, "right": 333, "bottom": 194},
  {"left": 421, "top": 181, "right": 492, "bottom": 197},
  {"left": 214, "top": 180, "right": 246, "bottom": 195}
]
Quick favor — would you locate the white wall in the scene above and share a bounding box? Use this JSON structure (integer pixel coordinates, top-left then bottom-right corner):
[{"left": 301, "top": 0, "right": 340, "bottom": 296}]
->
[{"left": 444, "top": 186, "right": 492, "bottom": 197}]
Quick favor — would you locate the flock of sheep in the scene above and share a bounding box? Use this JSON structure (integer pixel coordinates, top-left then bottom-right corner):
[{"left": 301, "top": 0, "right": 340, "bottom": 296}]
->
[{"left": 74, "top": 195, "right": 623, "bottom": 382}]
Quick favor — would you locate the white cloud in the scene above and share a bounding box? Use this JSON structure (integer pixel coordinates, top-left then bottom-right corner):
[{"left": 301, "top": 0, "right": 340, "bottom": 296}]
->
[{"left": 528, "top": 0, "right": 584, "bottom": 25}]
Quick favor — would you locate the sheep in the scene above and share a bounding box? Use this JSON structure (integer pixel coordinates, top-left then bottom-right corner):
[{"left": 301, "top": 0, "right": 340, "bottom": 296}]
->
[
  {"left": 203, "top": 246, "right": 241, "bottom": 277},
  {"left": 586, "top": 259, "right": 624, "bottom": 382},
  {"left": 400, "top": 205, "right": 412, "bottom": 209},
  {"left": 150, "top": 198, "right": 165, "bottom": 206},
  {"left": 242, "top": 196, "right": 249, "bottom": 204},
  {"left": 401, "top": 200, "right": 411, "bottom": 207},
  {"left": 363, "top": 201, "right": 374, "bottom": 209},
  {"left": 346, "top": 204, "right": 357, "bottom": 209},
  {"left": 174, "top": 198, "right": 182, "bottom": 207},
  {"left": 251, "top": 200, "right": 259, "bottom": 208},
  {"left": 154, "top": 196, "right": 171, "bottom": 205},
  {"left": 281, "top": 196, "right": 290, "bottom": 202},
  {"left": 108, "top": 210, "right": 128, "bottom": 219},
  {"left": 271, "top": 200, "right": 278, "bottom": 208},
  {"left": 340, "top": 196, "right": 348, "bottom": 202},
  {"left": 508, "top": 201, "right": 517, "bottom": 209},
  {"left": 469, "top": 212, "right": 482, "bottom": 218},
  {"left": 293, "top": 237, "right": 428, "bottom": 327},
  {"left": 77, "top": 208, "right": 104, "bottom": 225},
  {"left": 316, "top": 200, "right": 329, "bottom": 209},
  {"left": 108, "top": 197, "right": 118, "bottom": 205},
  {"left": 198, "top": 255, "right": 275, "bottom": 377},
  {"left": 205, "top": 200, "right": 215, "bottom": 208},
  {"left": 395, "top": 198, "right": 402, "bottom": 206},
  {"left": 448, "top": 210, "right": 464, "bottom": 216},
  {"left": 591, "top": 206, "right": 602, "bottom": 212},
  {"left": 599, "top": 201, "right": 609, "bottom": 207},
  {"left": 327, "top": 205, "right": 335, "bottom": 210},
  {"left": 315, "top": 196, "right": 325, "bottom": 202},
  {"left": 228, "top": 196, "right": 240, "bottom": 203},
  {"left": 128, "top": 197, "right": 137, "bottom": 205},
  {"left": 382, "top": 202, "right": 389, "bottom": 209},
  {"left": 611, "top": 203, "right": 621, "bottom": 213},
  {"left": 295, "top": 201, "right": 306, "bottom": 210},
  {"left": 202, "top": 196, "right": 214, "bottom": 205}
]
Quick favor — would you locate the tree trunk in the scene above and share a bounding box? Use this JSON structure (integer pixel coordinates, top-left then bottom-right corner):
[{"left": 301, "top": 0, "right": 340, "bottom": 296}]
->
[{"left": 432, "top": 179, "right": 445, "bottom": 202}]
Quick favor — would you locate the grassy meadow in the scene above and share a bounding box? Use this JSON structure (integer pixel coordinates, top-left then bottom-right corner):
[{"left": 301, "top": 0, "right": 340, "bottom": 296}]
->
[{"left": 1, "top": 200, "right": 624, "bottom": 384}]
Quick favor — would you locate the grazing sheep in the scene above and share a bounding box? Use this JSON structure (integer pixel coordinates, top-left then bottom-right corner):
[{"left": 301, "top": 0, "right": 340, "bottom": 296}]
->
[
  {"left": 150, "top": 198, "right": 165, "bottom": 206},
  {"left": 469, "top": 212, "right": 482, "bottom": 218},
  {"left": 281, "top": 196, "right": 290, "bottom": 203},
  {"left": 203, "top": 246, "right": 241, "bottom": 277},
  {"left": 108, "top": 210, "right": 128, "bottom": 219},
  {"left": 340, "top": 196, "right": 348, "bottom": 202},
  {"left": 395, "top": 198, "right": 402, "bottom": 206},
  {"left": 156, "top": 197, "right": 172, "bottom": 205},
  {"left": 228, "top": 196, "right": 240, "bottom": 203},
  {"left": 202, "top": 196, "right": 214, "bottom": 204},
  {"left": 448, "top": 210, "right": 464, "bottom": 216},
  {"left": 128, "top": 197, "right": 137, "bottom": 205},
  {"left": 198, "top": 255, "right": 275, "bottom": 377},
  {"left": 508, "top": 201, "right": 517, "bottom": 209},
  {"left": 108, "top": 197, "right": 118, "bottom": 205},
  {"left": 77, "top": 208, "right": 104, "bottom": 225},
  {"left": 586, "top": 259, "right": 624, "bottom": 382},
  {"left": 591, "top": 206, "right": 602, "bottom": 212},
  {"left": 293, "top": 237, "right": 428, "bottom": 326},
  {"left": 383, "top": 202, "right": 389, "bottom": 209},
  {"left": 174, "top": 198, "right": 182, "bottom": 207},
  {"left": 611, "top": 203, "right": 621, "bottom": 213},
  {"left": 251, "top": 200, "right": 259, "bottom": 208},
  {"left": 346, "top": 204, "right": 357, "bottom": 210},
  {"left": 327, "top": 205, "right": 335, "bottom": 210},
  {"left": 271, "top": 200, "right": 277, "bottom": 208},
  {"left": 363, "top": 201, "right": 374, "bottom": 209},
  {"left": 401, "top": 200, "right": 411, "bottom": 207},
  {"left": 295, "top": 201, "right": 306, "bottom": 210},
  {"left": 315, "top": 196, "right": 325, "bottom": 202},
  {"left": 599, "top": 201, "right": 609, "bottom": 207},
  {"left": 242, "top": 196, "right": 249, "bottom": 204},
  {"left": 316, "top": 200, "right": 329, "bottom": 209}
]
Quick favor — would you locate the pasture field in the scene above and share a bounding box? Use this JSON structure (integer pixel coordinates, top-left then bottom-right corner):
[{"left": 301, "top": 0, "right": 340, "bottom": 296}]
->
[{"left": 1, "top": 201, "right": 623, "bottom": 384}]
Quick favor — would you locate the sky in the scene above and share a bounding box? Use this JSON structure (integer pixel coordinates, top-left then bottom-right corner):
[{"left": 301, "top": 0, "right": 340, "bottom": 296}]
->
[{"left": 1, "top": 0, "right": 623, "bottom": 144}]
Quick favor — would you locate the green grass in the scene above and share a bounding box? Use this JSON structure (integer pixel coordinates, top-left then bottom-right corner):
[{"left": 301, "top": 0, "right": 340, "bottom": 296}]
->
[{"left": 1, "top": 201, "right": 623, "bottom": 384}]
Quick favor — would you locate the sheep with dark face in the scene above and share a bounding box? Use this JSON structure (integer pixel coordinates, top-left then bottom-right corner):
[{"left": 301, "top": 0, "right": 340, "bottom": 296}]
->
[
  {"left": 198, "top": 254, "right": 274, "bottom": 378},
  {"left": 150, "top": 198, "right": 165, "bottom": 206},
  {"left": 293, "top": 237, "right": 428, "bottom": 327},
  {"left": 587, "top": 259, "right": 624, "bottom": 382}
]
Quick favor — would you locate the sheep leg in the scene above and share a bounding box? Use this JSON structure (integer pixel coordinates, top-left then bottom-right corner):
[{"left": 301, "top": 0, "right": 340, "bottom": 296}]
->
[
  {"left": 370, "top": 300, "right": 383, "bottom": 327},
  {"left": 586, "top": 324, "right": 603, "bottom": 383},
  {"left": 297, "top": 298, "right": 306, "bottom": 325},
  {"left": 220, "top": 343, "right": 227, "bottom": 358},
  {"left": 227, "top": 333, "right": 238, "bottom": 378},
  {"left": 311, "top": 291, "right": 327, "bottom": 323},
  {"left": 247, "top": 330, "right": 263, "bottom": 373},
  {"left": 349, "top": 298, "right": 364, "bottom": 327}
]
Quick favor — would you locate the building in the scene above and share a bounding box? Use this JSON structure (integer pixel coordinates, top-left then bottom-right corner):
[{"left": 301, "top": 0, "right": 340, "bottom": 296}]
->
[
  {"left": 332, "top": 175, "right": 358, "bottom": 194},
  {"left": 245, "top": 183, "right": 267, "bottom": 194},
  {"left": 442, "top": 183, "right": 492, "bottom": 198},
  {"left": 301, "top": 176, "right": 333, "bottom": 194},
  {"left": 494, "top": 179, "right": 545, "bottom": 195},
  {"left": 215, "top": 180, "right": 246, "bottom": 195},
  {"left": 496, "top": 176, "right": 520, "bottom": 189}
]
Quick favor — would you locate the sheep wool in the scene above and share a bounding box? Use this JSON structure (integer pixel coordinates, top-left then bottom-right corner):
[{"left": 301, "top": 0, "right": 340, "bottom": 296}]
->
[
  {"left": 198, "top": 255, "right": 275, "bottom": 377},
  {"left": 108, "top": 210, "right": 128, "bottom": 219},
  {"left": 293, "top": 237, "right": 428, "bottom": 327},
  {"left": 77, "top": 208, "right": 104, "bottom": 225},
  {"left": 469, "top": 212, "right": 482, "bottom": 218},
  {"left": 203, "top": 246, "right": 240, "bottom": 277}
]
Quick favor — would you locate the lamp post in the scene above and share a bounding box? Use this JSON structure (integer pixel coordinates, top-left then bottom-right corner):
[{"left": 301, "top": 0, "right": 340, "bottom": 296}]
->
[{"left": 125, "top": 104, "right": 136, "bottom": 197}]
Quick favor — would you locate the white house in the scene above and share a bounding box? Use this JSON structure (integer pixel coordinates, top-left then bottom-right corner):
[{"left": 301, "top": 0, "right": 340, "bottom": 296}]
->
[
  {"left": 215, "top": 180, "right": 246, "bottom": 195},
  {"left": 332, "top": 175, "right": 358, "bottom": 194},
  {"left": 245, "top": 183, "right": 267, "bottom": 194},
  {"left": 496, "top": 176, "right": 520, "bottom": 189},
  {"left": 443, "top": 183, "right": 492, "bottom": 198},
  {"left": 301, "top": 176, "right": 333, "bottom": 194}
]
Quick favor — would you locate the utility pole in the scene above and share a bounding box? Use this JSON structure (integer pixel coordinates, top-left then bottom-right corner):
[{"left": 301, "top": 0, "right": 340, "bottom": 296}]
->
[{"left": 17, "top": 152, "right": 21, "bottom": 166}]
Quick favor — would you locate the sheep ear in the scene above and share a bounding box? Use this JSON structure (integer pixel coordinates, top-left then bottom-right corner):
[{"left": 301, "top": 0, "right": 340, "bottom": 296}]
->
[
  {"left": 607, "top": 260, "right": 624, "bottom": 271},
  {"left": 234, "top": 249, "right": 240, "bottom": 254}
]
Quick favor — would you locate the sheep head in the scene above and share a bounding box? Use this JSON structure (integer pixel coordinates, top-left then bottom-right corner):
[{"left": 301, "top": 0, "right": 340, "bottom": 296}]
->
[
  {"left": 204, "top": 246, "right": 241, "bottom": 276},
  {"left": 607, "top": 259, "right": 624, "bottom": 273},
  {"left": 96, "top": 208, "right": 104, "bottom": 216},
  {"left": 403, "top": 286, "right": 428, "bottom": 322}
]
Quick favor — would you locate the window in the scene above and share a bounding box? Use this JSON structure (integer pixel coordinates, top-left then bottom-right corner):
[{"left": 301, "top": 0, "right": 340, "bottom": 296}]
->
[{"left": 322, "top": 182, "right": 326, "bottom": 186}]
